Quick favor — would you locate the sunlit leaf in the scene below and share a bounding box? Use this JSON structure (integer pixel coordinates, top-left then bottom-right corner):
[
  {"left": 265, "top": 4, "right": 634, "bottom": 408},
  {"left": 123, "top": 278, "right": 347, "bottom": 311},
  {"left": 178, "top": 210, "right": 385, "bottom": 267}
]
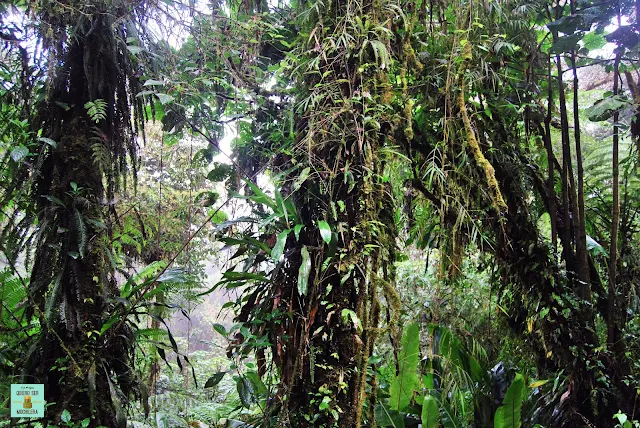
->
[{"left": 298, "top": 246, "right": 311, "bottom": 296}]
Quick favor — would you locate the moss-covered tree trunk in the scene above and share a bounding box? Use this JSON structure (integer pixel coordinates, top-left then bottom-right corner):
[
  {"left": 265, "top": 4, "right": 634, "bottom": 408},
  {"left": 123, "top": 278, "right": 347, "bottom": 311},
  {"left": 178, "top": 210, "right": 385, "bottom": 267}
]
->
[
  {"left": 270, "top": 1, "right": 399, "bottom": 426},
  {"left": 21, "top": 3, "right": 146, "bottom": 425}
]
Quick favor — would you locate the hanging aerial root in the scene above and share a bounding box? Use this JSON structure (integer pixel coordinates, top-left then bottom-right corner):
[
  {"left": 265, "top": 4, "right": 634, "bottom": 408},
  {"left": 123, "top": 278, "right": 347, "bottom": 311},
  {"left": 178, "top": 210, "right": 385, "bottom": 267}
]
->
[{"left": 457, "top": 44, "right": 508, "bottom": 213}]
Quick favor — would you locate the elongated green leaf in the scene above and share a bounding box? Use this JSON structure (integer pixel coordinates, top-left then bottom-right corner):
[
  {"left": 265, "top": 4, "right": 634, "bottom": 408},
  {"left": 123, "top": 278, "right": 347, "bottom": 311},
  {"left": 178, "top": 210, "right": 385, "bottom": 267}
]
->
[
  {"left": 494, "top": 373, "right": 525, "bottom": 428},
  {"left": 243, "top": 178, "right": 277, "bottom": 210},
  {"left": 298, "top": 246, "right": 311, "bottom": 296},
  {"left": 318, "top": 220, "right": 332, "bottom": 244},
  {"left": 294, "top": 167, "right": 311, "bottom": 191},
  {"left": 389, "top": 322, "right": 420, "bottom": 411},
  {"left": 237, "top": 376, "right": 257, "bottom": 408},
  {"left": 223, "top": 271, "right": 269, "bottom": 282},
  {"left": 271, "top": 230, "right": 289, "bottom": 261},
  {"left": 422, "top": 395, "right": 439, "bottom": 428},
  {"left": 204, "top": 372, "right": 226, "bottom": 388},
  {"left": 155, "top": 93, "right": 174, "bottom": 105}
]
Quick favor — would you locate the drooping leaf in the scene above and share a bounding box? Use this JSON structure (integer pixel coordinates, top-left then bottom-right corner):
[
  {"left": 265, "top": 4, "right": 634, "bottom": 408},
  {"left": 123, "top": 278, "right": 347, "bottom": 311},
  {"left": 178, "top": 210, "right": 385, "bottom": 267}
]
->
[
  {"left": 155, "top": 93, "right": 175, "bottom": 105},
  {"left": 318, "top": 220, "right": 332, "bottom": 244},
  {"left": 39, "top": 137, "right": 57, "bottom": 148},
  {"left": 548, "top": 33, "right": 584, "bottom": 54},
  {"left": 293, "top": 167, "right": 311, "bottom": 191},
  {"left": 237, "top": 376, "right": 257, "bottom": 408},
  {"left": 10, "top": 146, "right": 28, "bottom": 162},
  {"left": 389, "top": 322, "right": 420, "bottom": 411},
  {"left": 586, "top": 235, "right": 608, "bottom": 257},
  {"left": 585, "top": 95, "right": 631, "bottom": 122},
  {"left": 212, "top": 323, "right": 227, "bottom": 337},
  {"left": 494, "top": 373, "right": 525, "bottom": 428},
  {"left": 271, "top": 230, "right": 289, "bottom": 261},
  {"left": 245, "top": 371, "right": 267, "bottom": 396},
  {"left": 297, "top": 246, "right": 311, "bottom": 296},
  {"left": 421, "top": 395, "right": 439, "bottom": 428},
  {"left": 204, "top": 372, "right": 226, "bottom": 388}
]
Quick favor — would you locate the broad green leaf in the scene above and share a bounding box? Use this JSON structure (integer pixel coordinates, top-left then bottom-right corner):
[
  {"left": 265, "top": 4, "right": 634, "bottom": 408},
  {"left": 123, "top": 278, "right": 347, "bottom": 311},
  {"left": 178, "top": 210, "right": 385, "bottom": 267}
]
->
[
  {"left": 318, "top": 220, "right": 332, "bottom": 244},
  {"left": 422, "top": 395, "right": 439, "bottom": 428},
  {"left": 155, "top": 93, "right": 174, "bottom": 105},
  {"left": 298, "top": 246, "right": 311, "bottom": 296},
  {"left": 207, "top": 163, "right": 233, "bottom": 182},
  {"left": 294, "top": 167, "right": 311, "bottom": 191},
  {"left": 494, "top": 373, "right": 525, "bottom": 428},
  {"left": 10, "top": 146, "right": 28, "bottom": 162},
  {"left": 237, "top": 376, "right": 257, "bottom": 408},
  {"left": 271, "top": 230, "right": 289, "bottom": 261},
  {"left": 204, "top": 372, "right": 226, "bottom": 388},
  {"left": 583, "top": 32, "right": 607, "bottom": 51},
  {"left": 127, "top": 45, "right": 144, "bottom": 55},
  {"left": 548, "top": 33, "right": 584, "bottom": 54},
  {"left": 294, "top": 224, "right": 304, "bottom": 241},
  {"left": 389, "top": 322, "right": 420, "bottom": 411},
  {"left": 586, "top": 235, "right": 608, "bottom": 257},
  {"left": 144, "top": 79, "right": 165, "bottom": 86},
  {"left": 245, "top": 371, "right": 267, "bottom": 395},
  {"left": 212, "top": 323, "right": 227, "bottom": 337},
  {"left": 585, "top": 95, "right": 631, "bottom": 122},
  {"left": 61, "top": 409, "right": 71, "bottom": 423}
]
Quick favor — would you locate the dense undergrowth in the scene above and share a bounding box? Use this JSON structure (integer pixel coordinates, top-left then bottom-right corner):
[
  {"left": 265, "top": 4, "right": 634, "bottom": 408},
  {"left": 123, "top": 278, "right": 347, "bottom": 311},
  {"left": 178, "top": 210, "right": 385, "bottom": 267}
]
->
[{"left": 1, "top": 0, "right": 640, "bottom": 427}]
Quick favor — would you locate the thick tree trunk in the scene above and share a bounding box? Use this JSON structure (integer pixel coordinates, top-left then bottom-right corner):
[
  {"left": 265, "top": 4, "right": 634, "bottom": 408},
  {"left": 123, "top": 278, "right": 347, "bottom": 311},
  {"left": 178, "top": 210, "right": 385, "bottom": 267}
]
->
[
  {"left": 22, "top": 7, "right": 143, "bottom": 425},
  {"left": 268, "top": 2, "right": 398, "bottom": 426}
]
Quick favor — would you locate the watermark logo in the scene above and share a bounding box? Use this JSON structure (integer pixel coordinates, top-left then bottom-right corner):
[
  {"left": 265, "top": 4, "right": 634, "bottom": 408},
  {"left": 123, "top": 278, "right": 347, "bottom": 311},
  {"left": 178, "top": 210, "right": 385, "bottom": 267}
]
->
[{"left": 11, "top": 384, "right": 44, "bottom": 417}]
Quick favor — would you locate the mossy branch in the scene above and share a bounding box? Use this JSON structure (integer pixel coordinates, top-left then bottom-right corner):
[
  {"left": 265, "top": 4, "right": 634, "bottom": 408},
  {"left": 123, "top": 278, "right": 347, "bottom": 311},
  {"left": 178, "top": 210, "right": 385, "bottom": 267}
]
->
[{"left": 457, "top": 44, "right": 508, "bottom": 213}]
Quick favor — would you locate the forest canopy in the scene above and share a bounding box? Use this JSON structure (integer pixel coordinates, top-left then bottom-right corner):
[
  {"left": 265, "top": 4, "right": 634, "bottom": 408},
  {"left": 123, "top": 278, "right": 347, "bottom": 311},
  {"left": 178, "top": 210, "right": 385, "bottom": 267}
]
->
[{"left": 0, "top": 0, "right": 639, "bottom": 427}]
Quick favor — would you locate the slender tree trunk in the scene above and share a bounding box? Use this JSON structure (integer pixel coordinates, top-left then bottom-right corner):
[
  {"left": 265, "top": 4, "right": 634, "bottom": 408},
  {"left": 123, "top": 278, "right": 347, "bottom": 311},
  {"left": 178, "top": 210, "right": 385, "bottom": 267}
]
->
[
  {"left": 544, "top": 57, "right": 558, "bottom": 256},
  {"left": 569, "top": 2, "right": 590, "bottom": 296},
  {"left": 607, "top": 42, "right": 621, "bottom": 349},
  {"left": 554, "top": 53, "right": 577, "bottom": 271}
]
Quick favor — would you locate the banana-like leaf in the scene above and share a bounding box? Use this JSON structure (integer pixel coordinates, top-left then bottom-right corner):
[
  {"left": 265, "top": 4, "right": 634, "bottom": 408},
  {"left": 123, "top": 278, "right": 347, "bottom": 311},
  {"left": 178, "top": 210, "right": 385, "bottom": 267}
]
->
[
  {"left": 422, "top": 395, "right": 439, "bottom": 428},
  {"left": 494, "top": 373, "right": 525, "bottom": 428},
  {"left": 389, "top": 322, "right": 420, "bottom": 411}
]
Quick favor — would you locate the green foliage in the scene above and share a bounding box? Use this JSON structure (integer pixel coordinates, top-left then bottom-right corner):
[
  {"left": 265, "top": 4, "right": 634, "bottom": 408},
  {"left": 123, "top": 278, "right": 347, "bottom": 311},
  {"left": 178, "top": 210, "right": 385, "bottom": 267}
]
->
[
  {"left": 494, "top": 374, "right": 525, "bottom": 428},
  {"left": 389, "top": 322, "right": 420, "bottom": 411},
  {"left": 421, "top": 395, "right": 439, "bottom": 428},
  {"left": 84, "top": 100, "right": 108, "bottom": 123}
]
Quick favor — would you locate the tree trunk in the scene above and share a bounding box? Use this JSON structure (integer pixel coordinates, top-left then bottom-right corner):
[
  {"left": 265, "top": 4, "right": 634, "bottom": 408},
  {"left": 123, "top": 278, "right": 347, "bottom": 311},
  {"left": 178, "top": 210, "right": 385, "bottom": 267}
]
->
[
  {"left": 21, "top": 5, "right": 145, "bottom": 425},
  {"left": 268, "top": 1, "right": 399, "bottom": 426}
]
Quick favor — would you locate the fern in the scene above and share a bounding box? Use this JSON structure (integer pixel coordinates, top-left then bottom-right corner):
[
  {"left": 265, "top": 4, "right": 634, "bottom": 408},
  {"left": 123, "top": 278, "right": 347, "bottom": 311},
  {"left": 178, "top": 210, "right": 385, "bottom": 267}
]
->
[{"left": 84, "top": 99, "right": 108, "bottom": 123}]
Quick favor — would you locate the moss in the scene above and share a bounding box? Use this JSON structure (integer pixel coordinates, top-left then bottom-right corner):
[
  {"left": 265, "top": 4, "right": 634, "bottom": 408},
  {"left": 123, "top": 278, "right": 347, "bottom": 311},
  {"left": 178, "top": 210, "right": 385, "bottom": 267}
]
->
[{"left": 456, "top": 44, "right": 508, "bottom": 213}]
